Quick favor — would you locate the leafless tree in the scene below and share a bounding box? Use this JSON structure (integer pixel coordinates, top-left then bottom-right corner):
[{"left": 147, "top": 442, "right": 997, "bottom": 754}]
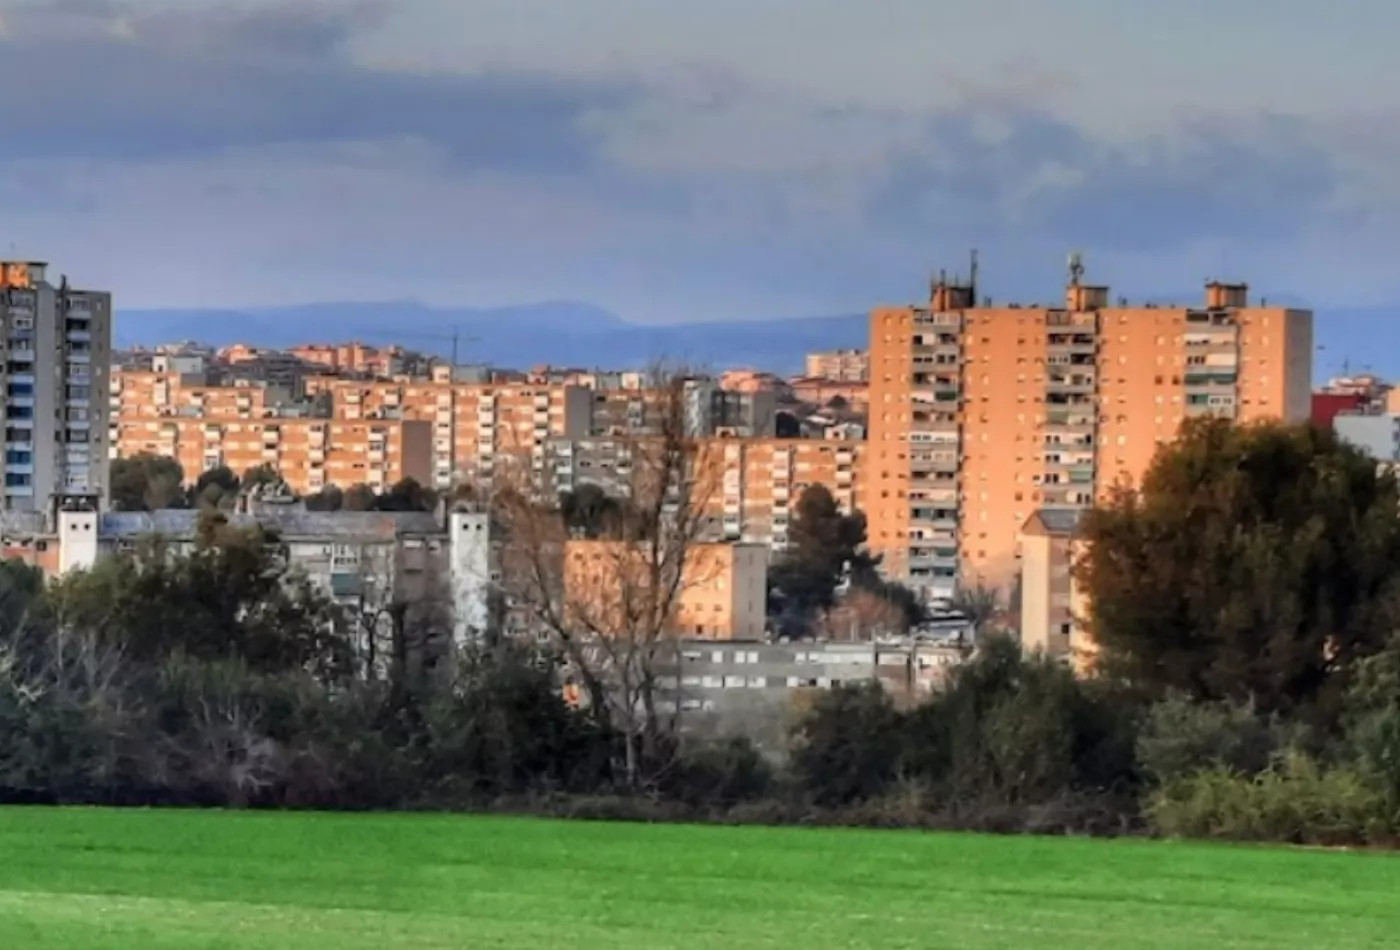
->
[
  {"left": 492, "top": 365, "right": 722, "bottom": 787},
  {"left": 821, "top": 587, "right": 910, "bottom": 641}
]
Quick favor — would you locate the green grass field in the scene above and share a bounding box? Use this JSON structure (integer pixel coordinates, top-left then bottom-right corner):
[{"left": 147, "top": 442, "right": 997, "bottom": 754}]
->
[{"left": 0, "top": 809, "right": 1398, "bottom": 949}]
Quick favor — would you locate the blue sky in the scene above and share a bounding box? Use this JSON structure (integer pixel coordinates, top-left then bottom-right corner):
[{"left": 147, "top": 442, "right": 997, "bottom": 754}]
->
[{"left": 2, "top": 0, "right": 1398, "bottom": 321}]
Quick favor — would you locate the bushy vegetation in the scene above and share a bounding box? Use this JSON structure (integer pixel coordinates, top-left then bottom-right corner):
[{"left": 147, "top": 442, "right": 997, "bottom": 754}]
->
[{"left": 18, "top": 417, "right": 1400, "bottom": 847}]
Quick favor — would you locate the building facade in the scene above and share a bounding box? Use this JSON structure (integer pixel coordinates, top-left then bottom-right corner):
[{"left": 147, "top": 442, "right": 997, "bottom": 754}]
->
[
  {"left": 111, "top": 416, "right": 433, "bottom": 495},
  {"left": 805, "top": 348, "right": 869, "bottom": 382},
  {"left": 865, "top": 261, "right": 1313, "bottom": 600},
  {"left": 0, "top": 261, "right": 111, "bottom": 511},
  {"left": 563, "top": 539, "right": 769, "bottom": 640}
]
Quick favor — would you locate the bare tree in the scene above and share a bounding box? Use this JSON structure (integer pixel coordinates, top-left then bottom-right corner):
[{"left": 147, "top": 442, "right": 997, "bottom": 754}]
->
[
  {"left": 493, "top": 365, "right": 722, "bottom": 787},
  {"left": 821, "top": 587, "right": 910, "bottom": 641}
]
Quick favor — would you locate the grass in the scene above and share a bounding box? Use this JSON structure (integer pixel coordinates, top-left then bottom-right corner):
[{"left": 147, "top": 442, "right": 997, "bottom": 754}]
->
[{"left": 0, "top": 810, "right": 1398, "bottom": 948}]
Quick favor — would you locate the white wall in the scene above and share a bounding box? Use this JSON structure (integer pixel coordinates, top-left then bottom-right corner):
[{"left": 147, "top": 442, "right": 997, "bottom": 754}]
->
[{"left": 449, "top": 510, "right": 492, "bottom": 645}]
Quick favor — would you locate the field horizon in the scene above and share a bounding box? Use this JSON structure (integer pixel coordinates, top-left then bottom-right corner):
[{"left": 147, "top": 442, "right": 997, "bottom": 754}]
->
[{"left": 1, "top": 807, "right": 1398, "bottom": 948}]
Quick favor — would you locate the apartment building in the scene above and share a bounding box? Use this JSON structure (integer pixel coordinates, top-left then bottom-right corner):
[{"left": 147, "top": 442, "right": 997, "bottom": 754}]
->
[
  {"left": 865, "top": 259, "right": 1313, "bottom": 600},
  {"left": 316, "top": 378, "right": 591, "bottom": 487},
  {"left": 1019, "top": 508, "right": 1093, "bottom": 670},
  {"left": 215, "top": 345, "right": 311, "bottom": 392},
  {"left": 0, "top": 261, "right": 111, "bottom": 511},
  {"left": 788, "top": 377, "right": 869, "bottom": 410},
  {"left": 542, "top": 436, "right": 863, "bottom": 550},
  {"left": 110, "top": 370, "right": 296, "bottom": 424},
  {"left": 111, "top": 416, "right": 432, "bottom": 495},
  {"left": 701, "top": 438, "right": 862, "bottom": 549},
  {"left": 289, "top": 342, "right": 408, "bottom": 378},
  {"left": 562, "top": 539, "right": 768, "bottom": 639},
  {"left": 805, "top": 348, "right": 869, "bottom": 382}
]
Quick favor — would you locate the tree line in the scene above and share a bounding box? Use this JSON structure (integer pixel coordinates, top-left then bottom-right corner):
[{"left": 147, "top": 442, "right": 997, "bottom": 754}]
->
[{"left": 17, "top": 415, "right": 1400, "bottom": 844}]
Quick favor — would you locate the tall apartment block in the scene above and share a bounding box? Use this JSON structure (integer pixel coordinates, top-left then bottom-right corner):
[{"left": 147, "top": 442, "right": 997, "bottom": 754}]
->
[
  {"left": 865, "top": 257, "right": 1313, "bottom": 600},
  {"left": 0, "top": 261, "right": 110, "bottom": 510}
]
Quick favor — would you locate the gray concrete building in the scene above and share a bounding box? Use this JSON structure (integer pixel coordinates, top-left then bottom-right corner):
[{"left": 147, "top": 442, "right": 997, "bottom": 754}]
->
[
  {"left": 0, "top": 261, "right": 111, "bottom": 511},
  {"left": 1334, "top": 412, "right": 1400, "bottom": 463}
]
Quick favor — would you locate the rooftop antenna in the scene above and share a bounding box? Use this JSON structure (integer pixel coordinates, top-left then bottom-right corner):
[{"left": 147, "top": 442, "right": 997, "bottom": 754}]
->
[
  {"left": 969, "top": 249, "right": 979, "bottom": 302},
  {"left": 1067, "top": 251, "right": 1085, "bottom": 286}
]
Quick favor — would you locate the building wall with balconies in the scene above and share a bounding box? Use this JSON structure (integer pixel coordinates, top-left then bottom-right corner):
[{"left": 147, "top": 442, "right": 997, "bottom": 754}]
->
[
  {"left": 866, "top": 266, "right": 1313, "bottom": 601},
  {"left": 0, "top": 262, "right": 111, "bottom": 511}
]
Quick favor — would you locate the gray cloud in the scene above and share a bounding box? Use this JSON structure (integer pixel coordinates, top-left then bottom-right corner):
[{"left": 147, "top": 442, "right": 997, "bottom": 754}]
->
[
  {"left": 0, "top": 0, "right": 631, "bottom": 171},
  {"left": 0, "top": 0, "right": 1387, "bottom": 314}
]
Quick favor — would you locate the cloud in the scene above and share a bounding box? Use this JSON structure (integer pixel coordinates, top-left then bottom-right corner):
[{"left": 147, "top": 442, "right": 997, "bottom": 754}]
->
[
  {"left": 0, "top": 0, "right": 632, "bottom": 171},
  {"left": 0, "top": 0, "right": 1393, "bottom": 315}
]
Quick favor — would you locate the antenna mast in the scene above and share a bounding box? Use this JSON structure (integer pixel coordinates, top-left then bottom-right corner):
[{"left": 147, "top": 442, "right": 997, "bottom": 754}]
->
[{"left": 1067, "top": 251, "right": 1085, "bottom": 286}]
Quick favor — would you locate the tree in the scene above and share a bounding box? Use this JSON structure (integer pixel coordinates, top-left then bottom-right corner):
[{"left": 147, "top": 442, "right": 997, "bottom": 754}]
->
[
  {"left": 303, "top": 485, "right": 344, "bottom": 512},
  {"left": 1079, "top": 418, "right": 1400, "bottom": 715},
  {"left": 768, "top": 485, "right": 877, "bottom": 626},
  {"left": 241, "top": 464, "right": 282, "bottom": 493},
  {"left": 951, "top": 583, "right": 1000, "bottom": 632},
  {"left": 110, "top": 454, "right": 186, "bottom": 511},
  {"left": 373, "top": 478, "right": 436, "bottom": 513},
  {"left": 192, "top": 466, "right": 240, "bottom": 510},
  {"left": 495, "top": 365, "right": 719, "bottom": 787},
  {"left": 341, "top": 484, "right": 377, "bottom": 512},
  {"left": 774, "top": 411, "right": 802, "bottom": 438},
  {"left": 559, "top": 484, "right": 627, "bottom": 539},
  {"left": 46, "top": 514, "right": 350, "bottom": 680}
]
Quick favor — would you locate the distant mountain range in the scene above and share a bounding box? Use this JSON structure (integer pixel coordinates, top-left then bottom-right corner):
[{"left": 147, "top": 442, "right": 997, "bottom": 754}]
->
[
  {"left": 115, "top": 301, "right": 867, "bottom": 375},
  {"left": 114, "top": 299, "right": 1400, "bottom": 380}
]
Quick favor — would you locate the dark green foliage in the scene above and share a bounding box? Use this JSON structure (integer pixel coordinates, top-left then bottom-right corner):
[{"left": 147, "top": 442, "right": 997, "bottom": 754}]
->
[
  {"left": 1080, "top": 417, "right": 1400, "bottom": 715},
  {"left": 372, "top": 477, "right": 436, "bottom": 512},
  {"left": 240, "top": 463, "right": 282, "bottom": 491},
  {"left": 302, "top": 484, "right": 344, "bottom": 511},
  {"left": 663, "top": 737, "right": 774, "bottom": 809},
  {"left": 789, "top": 683, "right": 904, "bottom": 806},
  {"left": 46, "top": 518, "right": 350, "bottom": 679},
  {"left": 417, "top": 643, "right": 613, "bottom": 801},
  {"left": 902, "top": 636, "right": 1137, "bottom": 808},
  {"left": 1148, "top": 753, "right": 1387, "bottom": 846},
  {"left": 110, "top": 453, "right": 187, "bottom": 512},
  {"left": 342, "top": 483, "right": 377, "bottom": 511},
  {"left": 1136, "top": 694, "right": 1285, "bottom": 784},
  {"left": 768, "top": 485, "right": 877, "bottom": 624},
  {"left": 1343, "top": 638, "right": 1400, "bottom": 805}
]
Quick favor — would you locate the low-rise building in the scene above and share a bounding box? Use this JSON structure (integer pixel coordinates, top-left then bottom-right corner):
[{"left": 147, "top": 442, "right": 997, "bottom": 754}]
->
[
  {"left": 0, "top": 496, "right": 494, "bottom": 650},
  {"left": 654, "top": 636, "right": 970, "bottom": 754},
  {"left": 804, "top": 348, "right": 869, "bottom": 382},
  {"left": 563, "top": 539, "right": 768, "bottom": 640}
]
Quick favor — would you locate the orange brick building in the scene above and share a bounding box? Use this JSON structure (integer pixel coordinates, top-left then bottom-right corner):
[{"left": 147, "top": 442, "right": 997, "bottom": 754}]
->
[
  {"left": 865, "top": 259, "right": 1313, "bottom": 600},
  {"left": 563, "top": 539, "right": 768, "bottom": 639},
  {"left": 302, "top": 377, "right": 592, "bottom": 487},
  {"left": 111, "top": 416, "right": 433, "bottom": 495}
]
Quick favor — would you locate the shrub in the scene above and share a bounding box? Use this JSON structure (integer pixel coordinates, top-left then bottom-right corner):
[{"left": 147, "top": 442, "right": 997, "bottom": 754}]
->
[
  {"left": 901, "top": 636, "right": 1139, "bottom": 811},
  {"left": 789, "top": 683, "right": 904, "bottom": 806},
  {"left": 1147, "top": 751, "right": 1390, "bottom": 845},
  {"left": 1136, "top": 694, "right": 1285, "bottom": 785},
  {"left": 663, "top": 736, "right": 773, "bottom": 810}
]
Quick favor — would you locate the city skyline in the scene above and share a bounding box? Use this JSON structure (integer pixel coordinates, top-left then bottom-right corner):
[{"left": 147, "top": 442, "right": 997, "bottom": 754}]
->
[{"left": 2, "top": 0, "right": 1400, "bottom": 322}]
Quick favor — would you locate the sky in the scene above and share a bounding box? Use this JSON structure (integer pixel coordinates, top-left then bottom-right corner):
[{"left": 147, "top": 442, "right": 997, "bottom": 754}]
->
[{"left": 2, "top": 0, "right": 1400, "bottom": 321}]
